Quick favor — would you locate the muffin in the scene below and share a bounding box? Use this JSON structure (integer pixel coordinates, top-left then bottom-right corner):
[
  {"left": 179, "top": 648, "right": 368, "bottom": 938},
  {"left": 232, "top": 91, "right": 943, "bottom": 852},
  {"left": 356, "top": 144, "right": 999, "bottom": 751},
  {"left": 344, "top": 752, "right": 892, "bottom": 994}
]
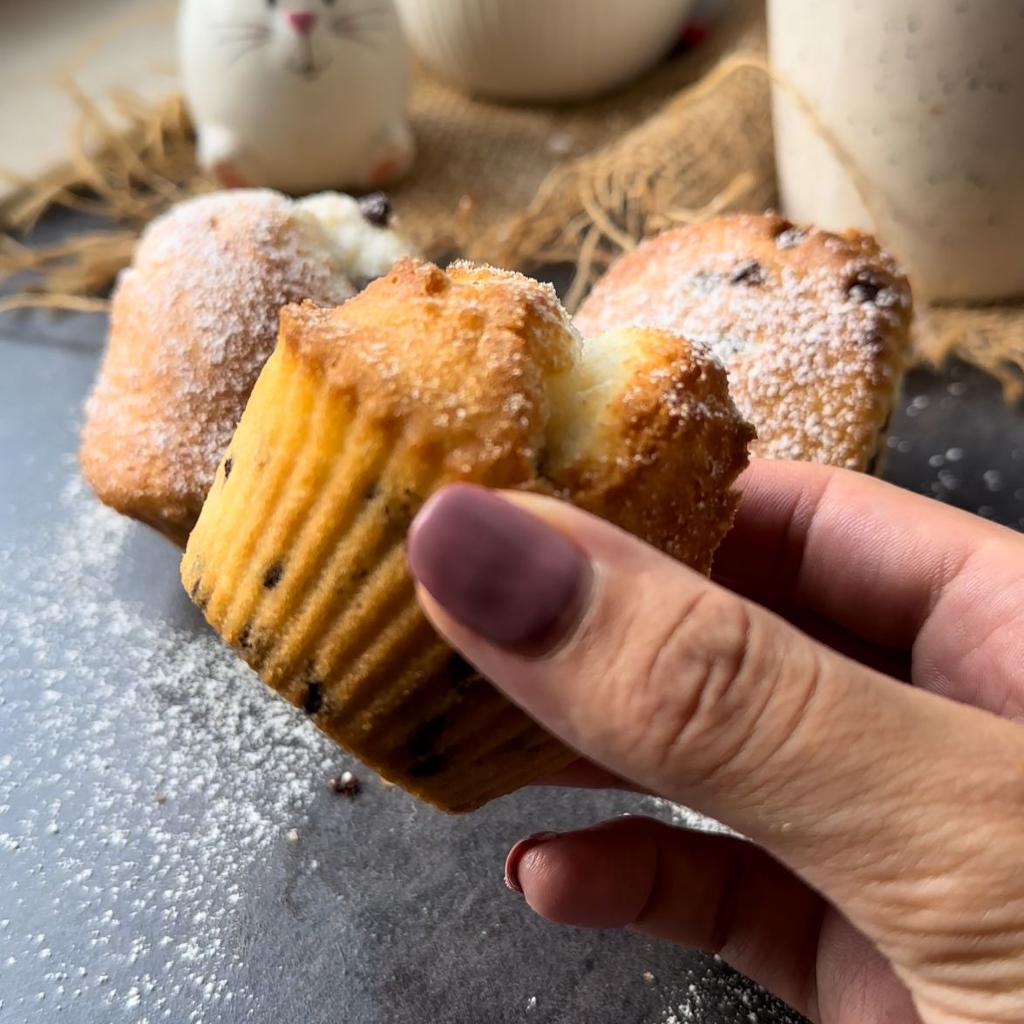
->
[
  {"left": 575, "top": 214, "right": 914, "bottom": 471},
  {"left": 182, "top": 258, "right": 754, "bottom": 812},
  {"left": 80, "top": 189, "right": 416, "bottom": 546}
]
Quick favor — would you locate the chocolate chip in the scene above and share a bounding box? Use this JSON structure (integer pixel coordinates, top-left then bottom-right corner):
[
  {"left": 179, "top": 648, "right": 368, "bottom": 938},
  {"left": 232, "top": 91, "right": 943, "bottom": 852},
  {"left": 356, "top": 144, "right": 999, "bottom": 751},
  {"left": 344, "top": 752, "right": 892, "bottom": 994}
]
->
[
  {"left": 775, "top": 226, "right": 808, "bottom": 249},
  {"left": 408, "top": 716, "right": 447, "bottom": 759},
  {"left": 223, "top": 457, "right": 233, "bottom": 481},
  {"left": 729, "top": 260, "right": 764, "bottom": 285},
  {"left": 408, "top": 755, "right": 446, "bottom": 779},
  {"left": 446, "top": 654, "right": 478, "bottom": 693},
  {"left": 238, "top": 623, "right": 252, "bottom": 650},
  {"left": 848, "top": 270, "right": 891, "bottom": 305},
  {"left": 328, "top": 771, "right": 361, "bottom": 797},
  {"left": 303, "top": 681, "right": 324, "bottom": 716},
  {"left": 263, "top": 563, "right": 284, "bottom": 590},
  {"left": 358, "top": 192, "right": 392, "bottom": 227}
]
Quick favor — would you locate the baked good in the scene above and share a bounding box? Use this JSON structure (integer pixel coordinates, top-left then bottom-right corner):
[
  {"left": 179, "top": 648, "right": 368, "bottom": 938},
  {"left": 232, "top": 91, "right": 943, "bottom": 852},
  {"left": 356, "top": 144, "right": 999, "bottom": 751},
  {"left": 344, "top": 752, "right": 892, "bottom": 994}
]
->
[
  {"left": 575, "top": 214, "right": 914, "bottom": 471},
  {"left": 80, "top": 189, "right": 416, "bottom": 546},
  {"left": 181, "top": 258, "right": 754, "bottom": 813}
]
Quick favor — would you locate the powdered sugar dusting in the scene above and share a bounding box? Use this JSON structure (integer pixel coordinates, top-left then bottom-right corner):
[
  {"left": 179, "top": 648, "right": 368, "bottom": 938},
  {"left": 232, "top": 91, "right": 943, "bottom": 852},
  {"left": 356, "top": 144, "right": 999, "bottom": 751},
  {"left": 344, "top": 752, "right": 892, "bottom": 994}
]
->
[
  {"left": 658, "top": 972, "right": 768, "bottom": 1023},
  {"left": 0, "top": 474, "right": 342, "bottom": 1021},
  {"left": 81, "top": 189, "right": 413, "bottom": 534},
  {"left": 575, "top": 217, "right": 913, "bottom": 470}
]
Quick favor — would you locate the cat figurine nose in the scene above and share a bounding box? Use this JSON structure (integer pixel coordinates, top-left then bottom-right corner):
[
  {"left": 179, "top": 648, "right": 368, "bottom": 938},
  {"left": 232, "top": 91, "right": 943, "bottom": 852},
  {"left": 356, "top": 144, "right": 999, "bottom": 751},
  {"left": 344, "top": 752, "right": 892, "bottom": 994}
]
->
[{"left": 288, "top": 11, "right": 317, "bottom": 36}]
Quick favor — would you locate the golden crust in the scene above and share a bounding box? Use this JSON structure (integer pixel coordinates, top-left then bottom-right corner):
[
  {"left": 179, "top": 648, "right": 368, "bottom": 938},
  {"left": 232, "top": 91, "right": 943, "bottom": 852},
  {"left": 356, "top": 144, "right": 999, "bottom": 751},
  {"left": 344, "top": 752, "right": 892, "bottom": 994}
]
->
[
  {"left": 575, "top": 214, "right": 914, "bottom": 471},
  {"left": 182, "top": 259, "right": 753, "bottom": 811},
  {"left": 279, "top": 258, "right": 753, "bottom": 565},
  {"left": 550, "top": 327, "right": 756, "bottom": 573},
  {"left": 80, "top": 191, "right": 356, "bottom": 545},
  {"left": 278, "top": 257, "right": 577, "bottom": 492}
]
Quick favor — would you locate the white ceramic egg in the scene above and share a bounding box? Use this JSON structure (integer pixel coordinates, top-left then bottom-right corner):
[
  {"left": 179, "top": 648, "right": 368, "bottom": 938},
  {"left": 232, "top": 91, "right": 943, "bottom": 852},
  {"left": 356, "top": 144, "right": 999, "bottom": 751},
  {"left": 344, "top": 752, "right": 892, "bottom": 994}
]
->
[
  {"left": 395, "top": 0, "right": 695, "bottom": 102},
  {"left": 179, "top": 0, "right": 415, "bottom": 194}
]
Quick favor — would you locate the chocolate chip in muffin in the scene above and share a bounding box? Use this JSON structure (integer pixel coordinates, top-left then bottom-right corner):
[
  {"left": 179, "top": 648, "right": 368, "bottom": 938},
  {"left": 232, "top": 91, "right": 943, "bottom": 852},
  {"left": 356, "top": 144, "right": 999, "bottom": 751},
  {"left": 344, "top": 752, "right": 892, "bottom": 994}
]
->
[
  {"left": 358, "top": 192, "right": 392, "bottom": 228},
  {"left": 223, "top": 457, "right": 233, "bottom": 481},
  {"left": 408, "top": 755, "right": 447, "bottom": 779},
  {"left": 848, "top": 270, "right": 893, "bottom": 306},
  {"left": 303, "top": 680, "right": 324, "bottom": 716},
  {"left": 407, "top": 715, "right": 451, "bottom": 776},
  {"left": 729, "top": 260, "right": 765, "bottom": 286},
  {"left": 409, "top": 716, "right": 447, "bottom": 759},
  {"left": 446, "top": 653, "right": 478, "bottom": 693},
  {"left": 773, "top": 222, "right": 809, "bottom": 249},
  {"left": 263, "top": 562, "right": 284, "bottom": 590}
]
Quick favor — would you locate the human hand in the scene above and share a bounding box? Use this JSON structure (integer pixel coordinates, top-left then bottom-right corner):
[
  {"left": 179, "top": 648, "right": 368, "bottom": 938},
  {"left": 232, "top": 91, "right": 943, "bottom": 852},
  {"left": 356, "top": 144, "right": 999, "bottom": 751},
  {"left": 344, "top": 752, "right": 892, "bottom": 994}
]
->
[{"left": 406, "top": 461, "right": 1024, "bottom": 1024}]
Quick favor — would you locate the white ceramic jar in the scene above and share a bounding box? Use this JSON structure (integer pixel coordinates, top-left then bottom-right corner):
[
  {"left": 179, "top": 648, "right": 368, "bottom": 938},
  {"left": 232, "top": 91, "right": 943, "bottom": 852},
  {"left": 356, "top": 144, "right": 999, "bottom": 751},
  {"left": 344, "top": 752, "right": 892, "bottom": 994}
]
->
[
  {"left": 395, "top": 0, "right": 694, "bottom": 102},
  {"left": 769, "top": 0, "right": 1024, "bottom": 302}
]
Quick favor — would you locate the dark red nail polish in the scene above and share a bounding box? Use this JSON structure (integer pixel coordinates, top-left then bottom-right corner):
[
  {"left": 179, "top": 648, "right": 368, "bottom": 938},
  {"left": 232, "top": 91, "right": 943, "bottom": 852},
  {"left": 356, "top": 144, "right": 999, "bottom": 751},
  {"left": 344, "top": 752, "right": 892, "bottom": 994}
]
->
[
  {"left": 407, "top": 486, "right": 591, "bottom": 656},
  {"left": 504, "top": 832, "right": 559, "bottom": 893}
]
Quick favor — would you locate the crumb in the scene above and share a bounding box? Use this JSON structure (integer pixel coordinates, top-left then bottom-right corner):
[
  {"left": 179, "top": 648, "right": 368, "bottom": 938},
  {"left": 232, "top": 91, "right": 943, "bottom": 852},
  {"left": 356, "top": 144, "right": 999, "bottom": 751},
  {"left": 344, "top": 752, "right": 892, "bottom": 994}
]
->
[
  {"left": 328, "top": 771, "right": 361, "bottom": 798},
  {"left": 643, "top": 970, "right": 657, "bottom": 986},
  {"left": 286, "top": 829, "right": 299, "bottom": 843}
]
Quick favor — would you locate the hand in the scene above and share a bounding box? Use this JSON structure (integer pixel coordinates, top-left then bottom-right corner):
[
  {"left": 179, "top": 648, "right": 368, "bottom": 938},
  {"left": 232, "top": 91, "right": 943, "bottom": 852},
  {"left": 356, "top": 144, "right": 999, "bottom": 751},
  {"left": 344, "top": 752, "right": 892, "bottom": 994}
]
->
[{"left": 406, "top": 461, "right": 1024, "bottom": 1024}]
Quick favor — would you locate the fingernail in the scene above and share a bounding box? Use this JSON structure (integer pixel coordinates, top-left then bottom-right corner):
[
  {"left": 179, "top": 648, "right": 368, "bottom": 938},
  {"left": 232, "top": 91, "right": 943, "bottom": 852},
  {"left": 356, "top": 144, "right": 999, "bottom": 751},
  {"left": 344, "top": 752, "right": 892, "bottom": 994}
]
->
[
  {"left": 407, "top": 486, "right": 591, "bottom": 656},
  {"left": 504, "top": 832, "right": 559, "bottom": 893}
]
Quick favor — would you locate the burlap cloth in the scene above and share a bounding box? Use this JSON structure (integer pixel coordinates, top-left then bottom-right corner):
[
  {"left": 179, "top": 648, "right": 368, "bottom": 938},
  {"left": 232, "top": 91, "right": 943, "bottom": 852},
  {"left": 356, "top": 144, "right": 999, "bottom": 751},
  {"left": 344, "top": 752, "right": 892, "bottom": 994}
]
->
[{"left": 2, "top": 0, "right": 1021, "bottom": 398}]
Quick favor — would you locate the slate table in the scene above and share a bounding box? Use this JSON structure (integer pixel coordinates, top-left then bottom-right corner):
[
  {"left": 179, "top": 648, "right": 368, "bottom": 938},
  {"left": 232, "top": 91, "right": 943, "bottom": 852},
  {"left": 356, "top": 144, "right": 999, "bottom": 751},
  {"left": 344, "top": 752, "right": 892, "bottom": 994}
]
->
[{"left": 1, "top": 216, "right": 1022, "bottom": 1024}]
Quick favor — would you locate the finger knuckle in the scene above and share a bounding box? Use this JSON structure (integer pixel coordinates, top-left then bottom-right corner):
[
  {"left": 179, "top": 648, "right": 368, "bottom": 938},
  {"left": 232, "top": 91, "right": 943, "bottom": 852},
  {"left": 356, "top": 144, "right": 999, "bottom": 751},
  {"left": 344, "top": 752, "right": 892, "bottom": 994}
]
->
[{"left": 619, "top": 588, "right": 775, "bottom": 782}]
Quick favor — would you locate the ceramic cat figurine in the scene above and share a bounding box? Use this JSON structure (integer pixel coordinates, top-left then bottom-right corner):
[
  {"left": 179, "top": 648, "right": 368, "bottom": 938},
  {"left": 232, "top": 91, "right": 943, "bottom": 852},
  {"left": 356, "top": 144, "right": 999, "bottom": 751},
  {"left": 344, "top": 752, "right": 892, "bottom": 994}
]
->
[{"left": 179, "top": 0, "right": 414, "bottom": 193}]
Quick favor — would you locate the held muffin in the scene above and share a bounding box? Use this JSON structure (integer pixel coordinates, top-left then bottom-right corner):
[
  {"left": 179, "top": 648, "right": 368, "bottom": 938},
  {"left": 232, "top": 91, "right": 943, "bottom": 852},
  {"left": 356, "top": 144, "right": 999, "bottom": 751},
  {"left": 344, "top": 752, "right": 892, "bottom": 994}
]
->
[
  {"left": 182, "top": 258, "right": 754, "bottom": 812},
  {"left": 575, "top": 214, "right": 914, "bottom": 471},
  {"left": 80, "top": 189, "right": 416, "bottom": 547}
]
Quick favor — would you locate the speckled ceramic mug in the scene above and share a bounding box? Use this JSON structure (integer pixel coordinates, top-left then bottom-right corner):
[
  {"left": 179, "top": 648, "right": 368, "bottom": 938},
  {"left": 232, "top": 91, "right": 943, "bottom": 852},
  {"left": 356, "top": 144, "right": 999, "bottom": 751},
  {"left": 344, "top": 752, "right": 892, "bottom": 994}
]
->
[{"left": 770, "top": 0, "right": 1024, "bottom": 302}]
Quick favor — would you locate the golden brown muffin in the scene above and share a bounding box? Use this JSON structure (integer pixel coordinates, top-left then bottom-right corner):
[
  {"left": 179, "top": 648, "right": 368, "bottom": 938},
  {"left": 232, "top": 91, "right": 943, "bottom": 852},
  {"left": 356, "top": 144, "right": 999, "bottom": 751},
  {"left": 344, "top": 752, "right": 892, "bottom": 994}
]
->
[
  {"left": 80, "top": 189, "right": 415, "bottom": 546},
  {"left": 182, "top": 258, "right": 754, "bottom": 812},
  {"left": 575, "top": 214, "right": 914, "bottom": 471}
]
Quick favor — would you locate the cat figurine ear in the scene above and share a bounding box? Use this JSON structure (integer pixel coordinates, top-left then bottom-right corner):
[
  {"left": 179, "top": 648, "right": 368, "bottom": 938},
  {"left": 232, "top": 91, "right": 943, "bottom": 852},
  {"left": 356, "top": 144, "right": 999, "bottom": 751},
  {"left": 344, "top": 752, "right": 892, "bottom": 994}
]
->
[{"left": 179, "top": 0, "right": 414, "bottom": 193}]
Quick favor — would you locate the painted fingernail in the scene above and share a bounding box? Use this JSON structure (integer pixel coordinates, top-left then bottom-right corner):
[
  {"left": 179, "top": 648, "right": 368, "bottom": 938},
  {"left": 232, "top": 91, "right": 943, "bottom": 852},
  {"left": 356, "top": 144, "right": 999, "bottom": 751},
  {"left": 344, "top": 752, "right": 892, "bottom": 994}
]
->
[
  {"left": 504, "top": 832, "right": 559, "bottom": 893},
  {"left": 407, "top": 486, "right": 591, "bottom": 656}
]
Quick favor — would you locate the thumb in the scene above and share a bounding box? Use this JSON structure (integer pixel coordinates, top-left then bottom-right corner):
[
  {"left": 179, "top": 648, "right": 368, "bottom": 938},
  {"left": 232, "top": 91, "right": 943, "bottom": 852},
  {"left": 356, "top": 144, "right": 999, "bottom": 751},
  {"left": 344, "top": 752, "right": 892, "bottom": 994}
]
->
[{"left": 407, "top": 485, "right": 1024, "bottom": 1020}]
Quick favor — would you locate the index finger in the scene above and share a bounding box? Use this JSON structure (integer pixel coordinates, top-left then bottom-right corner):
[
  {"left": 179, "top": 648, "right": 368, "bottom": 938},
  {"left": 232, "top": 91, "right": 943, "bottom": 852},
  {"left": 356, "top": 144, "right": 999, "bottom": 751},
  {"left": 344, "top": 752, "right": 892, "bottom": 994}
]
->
[{"left": 713, "top": 459, "right": 1019, "bottom": 652}]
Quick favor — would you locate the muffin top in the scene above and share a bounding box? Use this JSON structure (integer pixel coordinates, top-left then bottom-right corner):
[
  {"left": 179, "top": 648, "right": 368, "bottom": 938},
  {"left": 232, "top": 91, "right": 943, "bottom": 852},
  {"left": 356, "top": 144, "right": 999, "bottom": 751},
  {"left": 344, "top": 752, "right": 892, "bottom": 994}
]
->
[
  {"left": 80, "top": 189, "right": 415, "bottom": 545},
  {"left": 277, "top": 258, "right": 754, "bottom": 571},
  {"left": 575, "top": 214, "right": 913, "bottom": 471}
]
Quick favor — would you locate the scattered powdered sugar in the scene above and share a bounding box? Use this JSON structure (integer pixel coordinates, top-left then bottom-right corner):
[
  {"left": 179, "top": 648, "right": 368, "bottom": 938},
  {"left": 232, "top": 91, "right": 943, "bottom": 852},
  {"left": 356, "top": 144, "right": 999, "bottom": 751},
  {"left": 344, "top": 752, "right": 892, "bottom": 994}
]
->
[
  {"left": 644, "top": 799, "right": 735, "bottom": 837},
  {"left": 0, "top": 475, "right": 342, "bottom": 1021},
  {"left": 656, "top": 965, "right": 771, "bottom": 1024}
]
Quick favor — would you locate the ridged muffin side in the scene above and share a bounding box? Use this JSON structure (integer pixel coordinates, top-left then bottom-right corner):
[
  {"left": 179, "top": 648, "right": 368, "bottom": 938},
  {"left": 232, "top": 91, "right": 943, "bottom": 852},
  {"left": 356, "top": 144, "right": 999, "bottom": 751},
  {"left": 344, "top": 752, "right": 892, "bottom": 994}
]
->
[{"left": 182, "top": 258, "right": 753, "bottom": 812}]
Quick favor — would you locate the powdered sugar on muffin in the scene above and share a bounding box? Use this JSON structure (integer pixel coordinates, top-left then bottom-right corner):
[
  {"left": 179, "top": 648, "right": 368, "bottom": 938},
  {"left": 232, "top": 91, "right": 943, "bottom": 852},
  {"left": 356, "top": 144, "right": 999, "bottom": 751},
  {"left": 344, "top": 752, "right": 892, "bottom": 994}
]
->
[
  {"left": 575, "top": 215, "right": 914, "bottom": 471},
  {"left": 81, "top": 189, "right": 416, "bottom": 545}
]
